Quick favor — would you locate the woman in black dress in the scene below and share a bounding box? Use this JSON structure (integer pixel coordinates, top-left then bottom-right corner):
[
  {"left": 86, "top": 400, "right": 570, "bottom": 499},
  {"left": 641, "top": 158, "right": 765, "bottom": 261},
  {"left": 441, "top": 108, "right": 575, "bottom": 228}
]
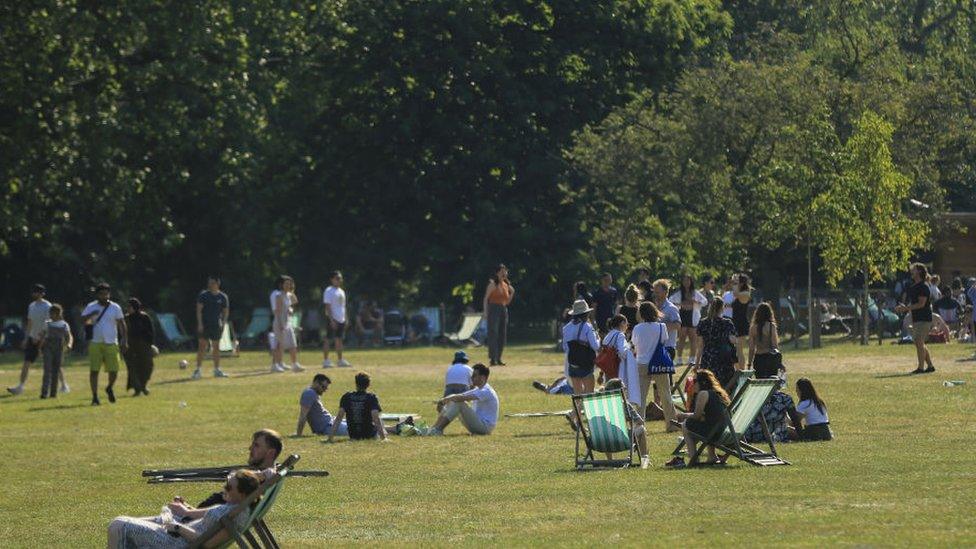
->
[
  {"left": 618, "top": 284, "right": 640, "bottom": 340},
  {"left": 696, "top": 297, "right": 738, "bottom": 387},
  {"left": 666, "top": 369, "right": 731, "bottom": 467},
  {"left": 731, "top": 275, "right": 752, "bottom": 369},
  {"left": 124, "top": 298, "right": 155, "bottom": 396}
]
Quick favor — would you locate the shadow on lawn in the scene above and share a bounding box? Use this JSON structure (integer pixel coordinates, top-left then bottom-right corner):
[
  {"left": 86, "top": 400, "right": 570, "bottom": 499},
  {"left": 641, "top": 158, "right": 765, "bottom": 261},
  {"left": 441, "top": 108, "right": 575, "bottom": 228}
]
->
[
  {"left": 874, "top": 372, "right": 924, "bottom": 379},
  {"left": 27, "top": 403, "right": 91, "bottom": 412}
]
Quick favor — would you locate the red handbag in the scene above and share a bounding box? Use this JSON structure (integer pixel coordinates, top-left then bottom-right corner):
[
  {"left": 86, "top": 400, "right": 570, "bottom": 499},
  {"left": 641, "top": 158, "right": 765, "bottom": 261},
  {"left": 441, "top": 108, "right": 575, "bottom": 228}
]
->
[{"left": 595, "top": 332, "right": 622, "bottom": 379}]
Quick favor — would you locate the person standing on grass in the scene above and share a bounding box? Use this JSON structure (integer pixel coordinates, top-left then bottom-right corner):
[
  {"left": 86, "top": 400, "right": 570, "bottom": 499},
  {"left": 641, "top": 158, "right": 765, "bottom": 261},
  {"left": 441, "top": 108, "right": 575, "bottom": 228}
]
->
[
  {"left": 652, "top": 279, "right": 680, "bottom": 361},
  {"left": 322, "top": 270, "right": 351, "bottom": 368},
  {"left": 296, "top": 374, "right": 348, "bottom": 437},
  {"left": 563, "top": 299, "right": 600, "bottom": 395},
  {"left": 193, "top": 276, "right": 229, "bottom": 379},
  {"left": 700, "top": 273, "right": 717, "bottom": 305},
  {"left": 123, "top": 298, "right": 155, "bottom": 396},
  {"left": 37, "top": 303, "right": 72, "bottom": 399},
  {"left": 631, "top": 302, "right": 677, "bottom": 432},
  {"left": 896, "top": 263, "right": 936, "bottom": 374},
  {"left": 7, "top": 284, "right": 67, "bottom": 396},
  {"left": 426, "top": 363, "right": 499, "bottom": 436},
  {"left": 484, "top": 264, "right": 514, "bottom": 366},
  {"left": 731, "top": 275, "right": 753, "bottom": 370},
  {"left": 593, "top": 273, "right": 619, "bottom": 338},
  {"left": 328, "top": 372, "right": 390, "bottom": 441},
  {"left": 696, "top": 297, "right": 738, "bottom": 387},
  {"left": 749, "top": 302, "right": 781, "bottom": 379},
  {"left": 669, "top": 274, "right": 708, "bottom": 367},
  {"left": 82, "top": 283, "right": 127, "bottom": 406},
  {"left": 618, "top": 284, "right": 640, "bottom": 340},
  {"left": 274, "top": 276, "right": 303, "bottom": 372}
]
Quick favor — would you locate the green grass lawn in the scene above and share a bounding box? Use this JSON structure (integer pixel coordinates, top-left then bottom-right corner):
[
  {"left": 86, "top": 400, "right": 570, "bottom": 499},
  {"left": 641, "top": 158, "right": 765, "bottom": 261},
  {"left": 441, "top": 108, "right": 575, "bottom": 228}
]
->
[{"left": 2, "top": 340, "right": 975, "bottom": 547}]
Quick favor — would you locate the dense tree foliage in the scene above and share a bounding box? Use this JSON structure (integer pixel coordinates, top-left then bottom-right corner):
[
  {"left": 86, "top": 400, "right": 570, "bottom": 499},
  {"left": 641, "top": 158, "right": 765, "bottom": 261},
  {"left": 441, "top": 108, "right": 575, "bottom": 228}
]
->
[{"left": 1, "top": 0, "right": 973, "bottom": 323}]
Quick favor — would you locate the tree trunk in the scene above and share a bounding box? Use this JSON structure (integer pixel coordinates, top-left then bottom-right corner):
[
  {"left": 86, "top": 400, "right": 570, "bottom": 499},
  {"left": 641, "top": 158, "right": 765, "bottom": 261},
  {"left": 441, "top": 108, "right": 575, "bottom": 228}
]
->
[
  {"left": 861, "top": 263, "right": 869, "bottom": 345},
  {"left": 808, "top": 240, "right": 815, "bottom": 349}
]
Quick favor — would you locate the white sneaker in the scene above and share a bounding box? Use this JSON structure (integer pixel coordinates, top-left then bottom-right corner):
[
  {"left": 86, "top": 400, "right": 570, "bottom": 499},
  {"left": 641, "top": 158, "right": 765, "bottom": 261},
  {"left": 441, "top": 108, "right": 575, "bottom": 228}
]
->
[
  {"left": 338, "top": 359, "right": 352, "bottom": 368},
  {"left": 213, "top": 368, "right": 228, "bottom": 378},
  {"left": 191, "top": 369, "right": 202, "bottom": 380},
  {"left": 60, "top": 383, "right": 70, "bottom": 394},
  {"left": 291, "top": 363, "right": 305, "bottom": 372},
  {"left": 322, "top": 359, "right": 334, "bottom": 368},
  {"left": 6, "top": 385, "right": 23, "bottom": 395},
  {"left": 271, "top": 363, "right": 287, "bottom": 373}
]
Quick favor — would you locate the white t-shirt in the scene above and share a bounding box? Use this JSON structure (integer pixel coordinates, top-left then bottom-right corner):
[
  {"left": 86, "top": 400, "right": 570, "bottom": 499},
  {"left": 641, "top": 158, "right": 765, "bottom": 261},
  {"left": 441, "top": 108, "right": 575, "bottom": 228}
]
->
[
  {"left": 269, "top": 290, "right": 281, "bottom": 313},
  {"left": 27, "top": 299, "right": 52, "bottom": 340},
  {"left": 323, "top": 286, "right": 347, "bottom": 323},
  {"left": 463, "top": 383, "right": 499, "bottom": 428},
  {"left": 630, "top": 321, "right": 667, "bottom": 365},
  {"left": 722, "top": 291, "right": 734, "bottom": 318},
  {"left": 82, "top": 301, "right": 125, "bottom": 344},
  {"left": 445, "top": 362, "right": 473, "bottom": 386},
  {"left": 797, "top": 399, "right": 829, "bottom": 425}
]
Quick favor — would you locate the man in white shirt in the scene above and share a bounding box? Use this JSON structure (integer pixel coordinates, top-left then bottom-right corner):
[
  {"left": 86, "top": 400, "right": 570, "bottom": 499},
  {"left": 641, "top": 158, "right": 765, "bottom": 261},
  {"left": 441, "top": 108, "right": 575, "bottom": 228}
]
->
[
  {"left": 443, "top": 350, "right": 473, "bottom": 397},
  {"left": 653, "top": 279, "right": 681, "bottom": 357},
  {"left": 81, "top": 283, "right": 127, "bottom": 406},
  {"left": 426, "top": 363, "right": 498, "bottom": 436},
  {"left": 7, "top": 284, "right": 63, "bottom": 395},
  {"left": 322, "top": 271, "right": 351, "bottom": 368}
]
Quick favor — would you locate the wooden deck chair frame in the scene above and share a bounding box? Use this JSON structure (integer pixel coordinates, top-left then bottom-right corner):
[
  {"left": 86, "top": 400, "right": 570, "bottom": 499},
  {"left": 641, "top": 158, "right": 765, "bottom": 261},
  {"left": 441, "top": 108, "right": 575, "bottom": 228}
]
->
[
  {"left": 189, "top": 454, "right": 300, "bottom": 549},
  {"left": 572, "top": 388, "right": 636, "bottom": 469},
  {"left": 671, "top": 378, "right": 789, "bottom": 467},
  {"left": 670, "top": 362, "right": 695, "bottom": 410},
  {"left": 444, "top": 312, "right": 483, "bottom": 347}
]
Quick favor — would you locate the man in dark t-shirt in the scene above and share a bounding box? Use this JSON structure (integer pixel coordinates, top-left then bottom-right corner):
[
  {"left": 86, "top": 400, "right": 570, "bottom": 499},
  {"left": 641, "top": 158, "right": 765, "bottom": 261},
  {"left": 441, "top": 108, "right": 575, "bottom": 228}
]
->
[
  {"left": 194, "top": 276, "right": 230, "bottom": 379},
  {"left": 592, "top": 273, "right": 619, "bottom": 336},
  {"left": 896, "top": 263, "right": 935, "bottom": 374},
  {"left": 328, "top": 372, "right": 389, "bottom": 441}
]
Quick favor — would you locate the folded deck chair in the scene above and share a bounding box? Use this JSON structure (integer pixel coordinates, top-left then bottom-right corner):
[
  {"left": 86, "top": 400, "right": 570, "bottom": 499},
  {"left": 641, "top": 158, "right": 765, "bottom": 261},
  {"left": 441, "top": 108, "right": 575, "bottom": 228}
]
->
[
  {"left": 444, "top": 312, "right": 483, "bottom": 347},
  {"left": 156, "top": 313, "right": 194, "bottom": 349},
  {"left": 672, "top": 378, "right": 789, "bottom": 467},
  {"left": 241, "top": 308, "right": 272, "bottom": 347},
  {"left": 190, "top": 454, "right": 300, "bottom": 549},
  {"left": 572, "top": 388, "right": 636, "bottom": 469}
]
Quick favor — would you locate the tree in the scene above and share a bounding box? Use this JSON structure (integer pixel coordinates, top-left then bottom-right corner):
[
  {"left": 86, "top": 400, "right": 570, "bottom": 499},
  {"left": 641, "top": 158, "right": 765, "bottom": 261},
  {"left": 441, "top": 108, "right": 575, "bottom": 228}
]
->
[{"left": 814, "top": 111, "right": 929, "bottom": 344}]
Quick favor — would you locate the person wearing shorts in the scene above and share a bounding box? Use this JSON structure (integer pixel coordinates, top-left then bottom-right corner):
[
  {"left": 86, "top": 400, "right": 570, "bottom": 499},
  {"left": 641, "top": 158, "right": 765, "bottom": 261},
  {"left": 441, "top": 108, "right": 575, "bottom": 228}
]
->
[
  {"left": 271, "top": 275, "right": 302, "bottom": 373},
  {"left": 193, "top": 276, "right": 229, "bottom": 379},
  {"left": 7, "top": 284, "right": 56, "bottom": 396},
  {"left": 897, "top": 263, "right": 936, "bottom": 375},
  {"left": 82, "top": 283, "right": 127, "bottom": 406},
  {"left": 322, "top": 270, "right": 350, "bottom": 368}
]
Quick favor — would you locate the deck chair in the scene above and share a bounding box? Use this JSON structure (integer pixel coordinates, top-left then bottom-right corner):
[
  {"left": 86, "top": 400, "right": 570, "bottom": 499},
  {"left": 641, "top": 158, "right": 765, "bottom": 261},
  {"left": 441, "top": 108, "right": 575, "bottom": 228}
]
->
[
  {"left": 156, "top": 313, "right": 194, "bottom": 349},
  {"left": 443, "top": 312, "right": 483, "bottom": 347},
  {"left": 779, "top": 297, "right": 807, "bottom": 342},
  {"left": 728, "top": 369, "right": 755, "bottom": 399},
  {"left": 240, "top": 308, "right": 272, "bottom": 347},
  {"left": 670, "top": 362, "right": 696, "bottom": 410},
  {"left": 190, "top": 454, "right": 300, "bottom": 549},
  {"left": 572, "top": 389, "right": 636, "bottom": 469},
  {"left": 672, "top": 378, "right": 789, "bottom": 467}
]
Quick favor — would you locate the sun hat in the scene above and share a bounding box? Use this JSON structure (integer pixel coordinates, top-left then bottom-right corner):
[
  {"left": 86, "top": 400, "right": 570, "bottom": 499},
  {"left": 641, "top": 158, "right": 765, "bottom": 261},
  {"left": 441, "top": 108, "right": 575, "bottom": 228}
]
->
[{"left": 569, "top": 299, "right": 593, "bottom": 317}]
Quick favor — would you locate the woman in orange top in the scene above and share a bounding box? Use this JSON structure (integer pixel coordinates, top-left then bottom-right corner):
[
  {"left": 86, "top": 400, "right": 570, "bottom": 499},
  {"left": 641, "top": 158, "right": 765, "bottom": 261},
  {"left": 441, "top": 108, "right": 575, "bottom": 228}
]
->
[{"left": 483, "top": 264, "right": 515, "bottom": 365}]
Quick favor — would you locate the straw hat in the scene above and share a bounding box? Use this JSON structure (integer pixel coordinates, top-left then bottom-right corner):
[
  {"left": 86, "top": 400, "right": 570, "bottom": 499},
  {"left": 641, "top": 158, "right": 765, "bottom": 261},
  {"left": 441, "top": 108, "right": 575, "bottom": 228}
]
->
[{"left": 569, "top": 299, "right": 593, "bottom": 317}]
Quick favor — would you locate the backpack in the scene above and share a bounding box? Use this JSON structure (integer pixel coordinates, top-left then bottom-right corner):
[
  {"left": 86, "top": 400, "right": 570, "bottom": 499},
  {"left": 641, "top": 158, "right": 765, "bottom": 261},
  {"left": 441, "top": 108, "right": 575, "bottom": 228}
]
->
[
  {"left": 595, "top": 331, "right": 622, "bottom": 379},
  {"left": 566, "top": 323, "right": 596, "bottom": 373}
]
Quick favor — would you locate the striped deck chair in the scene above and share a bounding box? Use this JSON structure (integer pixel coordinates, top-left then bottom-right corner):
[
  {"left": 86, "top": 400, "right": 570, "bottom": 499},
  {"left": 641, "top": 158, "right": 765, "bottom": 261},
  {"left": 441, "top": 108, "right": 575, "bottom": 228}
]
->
[
  {"left": 672, "top": 378, "right": 789, "bottom": 467},
  {"left": 190, "top": 454, "right": 299, "bottom": 549},
  {"left": 572, "top": 389, "right": 636, "bottom": 469}
]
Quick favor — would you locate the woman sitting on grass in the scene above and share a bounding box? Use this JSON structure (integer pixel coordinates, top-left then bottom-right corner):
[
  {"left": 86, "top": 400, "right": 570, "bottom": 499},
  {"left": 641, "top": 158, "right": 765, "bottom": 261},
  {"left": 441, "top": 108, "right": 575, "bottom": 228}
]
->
[
  {"left": 107, "top": 469, "right": 262, "bottom": 548},
  {"left": 795, "top": 377, "right": 832, "bottom": 441},
  {"left": 666, "top": 369, "right": 731, "bottom": 468}
]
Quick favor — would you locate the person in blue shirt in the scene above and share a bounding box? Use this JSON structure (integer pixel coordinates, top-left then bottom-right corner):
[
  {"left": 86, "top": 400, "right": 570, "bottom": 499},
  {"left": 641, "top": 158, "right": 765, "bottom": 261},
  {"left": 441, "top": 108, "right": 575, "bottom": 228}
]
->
[{"left": 295, "top": 374, "right": 347, "bottom": 436}]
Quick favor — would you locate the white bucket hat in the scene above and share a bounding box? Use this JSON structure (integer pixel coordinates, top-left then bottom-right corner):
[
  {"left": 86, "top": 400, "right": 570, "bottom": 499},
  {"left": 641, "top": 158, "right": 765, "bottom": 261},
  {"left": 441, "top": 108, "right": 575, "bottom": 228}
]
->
[{"left": 569, "top": 299, "right": 593, "bottom": 317}]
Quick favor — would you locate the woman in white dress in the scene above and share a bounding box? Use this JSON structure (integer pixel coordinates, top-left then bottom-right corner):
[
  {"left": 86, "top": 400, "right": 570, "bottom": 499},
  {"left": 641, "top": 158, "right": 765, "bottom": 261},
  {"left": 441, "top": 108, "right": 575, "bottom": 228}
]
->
[{"left": 107, "top": 469, "right": 262, "bottom": 548}]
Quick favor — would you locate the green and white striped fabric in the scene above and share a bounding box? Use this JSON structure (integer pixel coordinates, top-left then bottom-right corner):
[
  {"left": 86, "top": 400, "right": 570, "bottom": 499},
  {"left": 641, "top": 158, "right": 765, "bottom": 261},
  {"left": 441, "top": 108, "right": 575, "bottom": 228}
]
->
[
  {"left": 719, "top": 378, "right": 777, "bottom": 445},
  {"left": 580, "top": 391, "right": 631, "bottom": 453}
]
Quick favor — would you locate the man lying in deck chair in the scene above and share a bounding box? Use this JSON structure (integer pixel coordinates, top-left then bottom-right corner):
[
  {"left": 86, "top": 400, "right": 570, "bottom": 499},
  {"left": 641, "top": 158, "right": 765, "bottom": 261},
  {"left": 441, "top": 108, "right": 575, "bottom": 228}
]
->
[{"left": 192, "top": 429, "right": 282, "bottom": 508}]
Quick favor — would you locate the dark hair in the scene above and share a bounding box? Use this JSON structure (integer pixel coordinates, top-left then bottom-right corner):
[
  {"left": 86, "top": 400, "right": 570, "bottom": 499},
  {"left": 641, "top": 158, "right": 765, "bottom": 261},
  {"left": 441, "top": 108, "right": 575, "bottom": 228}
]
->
[
  {"left": 706, "top": 297, "right": 724, "bottom": 320},
  {"left": 750, "top": 302, "right": 776, "bottom": 332},
  {"left": 701, "top": 273, "right": 714, "bottom": 284},
  {"left": 694, "top": 369, "right": 730, "bottom": 406},
  {"left": 127, "top": 298, "right": 142, "bottom": 311},
  {"left": 637, "top": 280, "right": 653, "bottom": 301},
  {"left": 638, "top": 301, "right": 661, "bottom": 322},
  {"left": 796, "top": 377, "right": 826, "bottom": 415},
  {"left": 312, "top": 373, "right": 331, "bottom": 385},
  {"left": 49, "top": 303, "right": 63, "bottom": 317},
  {"left": 624, "top": 284, "right": 639, "bottom": 304},
  {"left": 31, "top": 283, "right": 46, "bottom": 293},
  {"left": 574, "top": 281, "right": 587, "bottom": 296},
  {"left": 603, "top": 378, "right": 624, "bottom": 391},
  {"left": 472, "top": 363, "right": 490, "bottom": 379},
  {"left": 252, "top": 429, "right": 283, "bottom": 459},
  {"left": 95, "top": 282, "right": 111, "bottom": 293},
  {"left": 208, "top": 275, "right": 221, "bottom": 282},
  {"left": 601, "top": 272, "right": 612, "bottom": 280},
  {"left": 491, "top": 264, "right": 507, "bottom": 284},
  {"left": 329, "top": 270, "right": 342, "bottom": 281},
  {"left": 607, "top": 314, "right": 627, "bottom": 331},
  {"left": 355, "top": 372, "right": 371, "bottom": 391},
  {"left": 738, "top": 274, "right": 752, "bottom": 292},
  {"left": 911, "top": 262, "right": 928, "bottom": 279},
  {"left": 680, "top": 274, "right": 695, "bottom": 302}
]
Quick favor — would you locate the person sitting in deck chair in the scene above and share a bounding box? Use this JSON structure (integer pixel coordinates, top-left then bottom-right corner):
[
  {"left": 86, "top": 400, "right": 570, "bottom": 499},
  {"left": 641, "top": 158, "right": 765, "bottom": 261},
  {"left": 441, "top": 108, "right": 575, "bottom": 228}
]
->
[
  {"left": 193, "top": 429, "right": 283, "bottom": 508},
  {"left": 296, "top": 374, "right": 348, "bottom": 437},
  {"left": 108, "top": 469, "right": 262, "bottom": 548},
  {"left": 665, "top": 370, "right": 731, "bottom": 468},
  {"left": 743, "top": 375, "right": 802, "bottom": 444},
  {"left": 425, "top": 363, "right": 498, "bottom": 436},
  {"left": 603, "top": 378, "right": 650, "bottom": 469}
]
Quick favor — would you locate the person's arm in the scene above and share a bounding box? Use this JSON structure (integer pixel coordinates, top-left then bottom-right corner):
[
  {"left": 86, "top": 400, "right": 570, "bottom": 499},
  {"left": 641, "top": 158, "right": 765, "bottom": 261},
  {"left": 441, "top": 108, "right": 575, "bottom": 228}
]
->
[
  {"left": 117, "top": 314, "right": 128, "bottom": 353},
  {"left": 587, "top": 324, "right": 600, "bottom": 352},
  {"left": 196, "top": 301, "right": 204, "bottom": 335},
  {"left": 222, "top": 296, "right": 229, "bottom": 325},
  {"left": 770, "top": 324, "right": 779, "bottom": 349},
  {"left": 439, "top": 390, "right": 480, "bottom": 406},
  {"left": 65, "top": 326, "right": 74, "bottom": 350},
  {"left": 23, "top": 318, "right": 32, "bottom": 348},
  {"left": 372, "top": 409, "right": 388, "bottom": 441},
  {"left": 323, "top": 293, "right": 335, "bottom": 328},
  {"left": 505, "top": 280, "right": 515, "bottom": 305},
  {"left": 748, "top": 325, "right": 757, "bottom": 367},
  {"left": 327, "top": 408, "right": 346, "bottom": 442},
  {"left": 296, "top": 405, "right": 311, "bottom": 436},
  {"left": 483, "top": 280, "right": 495, "bottom": 314},
  {"left": 677, "top": 390, "right": 708, "bottom": 421}
]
